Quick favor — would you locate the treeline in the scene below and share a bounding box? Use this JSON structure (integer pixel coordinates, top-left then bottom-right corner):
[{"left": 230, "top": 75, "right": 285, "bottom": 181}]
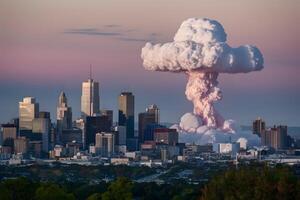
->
[
  {"left": 201, "top": 166, "right": 300, "bottom": 200},
  {"left": 0, "top": 177, "right": 200, "bottom": 200},
  {"left": 0, "top": 165, "right": 299, "bottom": 200}
]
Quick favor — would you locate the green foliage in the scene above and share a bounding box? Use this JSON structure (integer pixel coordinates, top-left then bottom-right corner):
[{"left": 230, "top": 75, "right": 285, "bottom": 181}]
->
[
  {"left": 35, "top": 183, "right": 75, "bottom": 200},
  {"left": 0, "top": 177, "right": 37, "bottom": 200},
  {"left": 101, "top": 177, "right": 133, "bottom": 200},
  {"left": 132, "top": 181, "right": 200, "bottom": 200},
  {"left": 200, "top": 166, "right": 300, "bottom": 200},
  {"left": 86, "top": 193, "right": 102, "bottom": 200}
]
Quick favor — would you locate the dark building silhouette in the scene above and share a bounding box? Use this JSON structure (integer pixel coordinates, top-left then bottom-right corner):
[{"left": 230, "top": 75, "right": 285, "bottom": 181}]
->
[
  {"left": 143, "top": 124, "right": 165, "bottom": 142},
  {"left": 138, "top": 113, "right": 156, "bottom": 143},
  {"left": 118, "top": 92, "right": 134, "bottom": 139},
  {"left": 154, "top": 128, "right": 178, "bottom": 146},
  {"left": 253, "top": 117, "right": 265, "bottom": 137},
  {"left": 101, "top": 109, "right": 113, "bottom": 128},
  {"left": 32, "top": 111, "right": 51, "bottom": 153},
  {"left": 138, "top": 104, "right": 160, "bottom": 144},
  {"left": 85, "top": 116, "right": 111, "bottom": 149}
]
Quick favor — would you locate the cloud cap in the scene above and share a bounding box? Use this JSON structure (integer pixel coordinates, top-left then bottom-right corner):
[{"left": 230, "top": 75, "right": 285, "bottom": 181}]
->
[{"left": 141, "top": 18, "right": 264, "bottom": 73}]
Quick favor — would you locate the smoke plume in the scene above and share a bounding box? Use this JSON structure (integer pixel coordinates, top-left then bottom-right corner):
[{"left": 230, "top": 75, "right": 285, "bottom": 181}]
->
[{"left": 141, "top": 18, "right": 264, "bottom": 132}]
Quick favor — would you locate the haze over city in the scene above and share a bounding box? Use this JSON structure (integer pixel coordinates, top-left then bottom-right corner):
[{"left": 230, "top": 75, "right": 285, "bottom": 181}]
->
[{"left": 1, "top": 0, "right": 299, "bottom": 126}]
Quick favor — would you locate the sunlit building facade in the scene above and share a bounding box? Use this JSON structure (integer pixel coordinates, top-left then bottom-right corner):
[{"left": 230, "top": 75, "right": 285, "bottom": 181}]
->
[
  {"left": 81, "top": 79, "right": 100, "bottom": 117},
  {"left": 19, "top": 97, "right": 39, "bottom": 131}
]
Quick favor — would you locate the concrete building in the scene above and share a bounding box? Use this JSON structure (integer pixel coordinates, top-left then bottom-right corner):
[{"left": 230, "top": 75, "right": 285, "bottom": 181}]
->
[
  {"left": 14, "top": 137, "right": 29, "bottom": 154},
  {"left": 213, "top": 142, "right": 240, "bottom": 156},
  {"left": 95, "top": 132, "right": 115, "bottom": 157},
  {"left": 237, "top": 137, "right": 248, "bottom": 150},
  {"left": 253, "top": 117, "right": 265, "bottom": 136},
  {"left": 262, "top": 125, "right": 288, "bottom": 150},
  {"left": 32, "top": 112, "right": 51, "bottom": 152},
  {"left": 81, "top": 78, "right": 100, "bottom": 117},
  {"left": 118, "top": 92, "right": 134, "bottom": 139},
  {"left": 19, "top": 97, "right": 39, "bottom": 131},
  {"left": 1, "top": 124, "right": 17, "bottom": 144},
  {"left": 154, "top": 128, "right": 178, "bottom": 146}
]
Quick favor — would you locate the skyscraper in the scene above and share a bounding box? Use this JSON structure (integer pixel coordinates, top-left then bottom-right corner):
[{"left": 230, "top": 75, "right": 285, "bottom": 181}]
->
[
  {"left": 81, "top": 78, "right": 100, "bottom": 117},
  {"left": 32, "top": 112, "right": 51, "bottom": 153},
  {"left": 118, "top": 92, "right": 134, "bottom": 139},
  {"left": 138, "top": 105, "right": 160, "bottom": 144},
  {"left": 253, "top": 117, "right": 265, "bottom": 136},
  {"left": 57, "top": 91, "right": 72, "bottom": 144},
  {"left": 146, "top": 104, "right": 160, "bottom": 123},
  {"left": 57, "top": 91, "right": 72, "bottom": 130},
  {"left": 19, "top": 97, "right": 39, "bottom": 131}
]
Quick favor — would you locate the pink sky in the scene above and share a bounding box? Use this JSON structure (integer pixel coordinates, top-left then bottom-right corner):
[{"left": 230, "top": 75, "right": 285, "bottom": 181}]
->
[{"left": 0, "top": 0, "right": 299, "bottom": 125}]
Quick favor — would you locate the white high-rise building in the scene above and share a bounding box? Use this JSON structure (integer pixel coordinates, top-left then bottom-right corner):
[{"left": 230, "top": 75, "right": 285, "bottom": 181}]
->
[
  {"left": 19, "top": 97, "right": 39, "bottom": 131},
  {"left": 81, "top": 79, "right": 100, "bottom": 117},
  {"left": 57, "top": 91, "right": 72, "bottom": 130}
]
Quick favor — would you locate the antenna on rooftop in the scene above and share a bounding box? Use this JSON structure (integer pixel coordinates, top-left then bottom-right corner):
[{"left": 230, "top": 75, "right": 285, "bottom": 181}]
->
[{"left": 89, "top": 64, "right": 92, "bottom": 80}]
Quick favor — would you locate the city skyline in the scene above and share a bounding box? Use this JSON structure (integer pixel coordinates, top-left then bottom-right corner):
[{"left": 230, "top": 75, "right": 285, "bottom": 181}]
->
[{"left": 0, "top": 0, "right": 299, "bottom": 126}]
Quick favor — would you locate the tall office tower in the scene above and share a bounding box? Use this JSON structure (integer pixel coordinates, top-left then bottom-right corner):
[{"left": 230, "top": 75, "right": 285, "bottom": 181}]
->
[
  {"left": 139, "top": 104, "right": 160, "bottom": 143},
  {"left": 57, "top": 91, "right": 72, "bottom": 131},
  {"left": 95, "top": 132, "right": 115, "bottom": 157},
  {"left": 154, "top": 128, "right": 178, "bottom": 146},
  {"left": 32, "top": 112, "right": 51, "bottom": 152},
  {"left": 81, "top": 78, "right": 100, "bottom": 117},
  {"left": 146, "top": 104, "right": 160, "bottom": 124},
  {"left": 253, "top": 117, "right": 265, "bottom": 136},
  {"left": 19, "top": 97, "right": 39, "bottom": 131},
  {"left": 85, "top": 116, "right": 111, "bottom": 149},
  {"left": 138, "top": 106, "right": 159, "bottom": 144},
  {"left": 118, "top": 92, "right": 134, "bottom": 139},
  {"left": 100, "top": 109, "right": 113, "bottom": 128}
]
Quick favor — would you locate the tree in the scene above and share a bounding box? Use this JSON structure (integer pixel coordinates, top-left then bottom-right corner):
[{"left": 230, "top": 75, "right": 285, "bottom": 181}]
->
[
  {"left": 101, "top": 177, "right": 133, "bottom": 200},
  {"left": 35, "top": 183, "right": 75, "bottom": 200},
  {"left": 1, "top": 177, "right": 37, "bottom": 200},
  {"left": 87, "top": 193, "right": 102, "bottom": 200},
  {"left": 200, "top": 166, "right": 300, "bottom": 200}
]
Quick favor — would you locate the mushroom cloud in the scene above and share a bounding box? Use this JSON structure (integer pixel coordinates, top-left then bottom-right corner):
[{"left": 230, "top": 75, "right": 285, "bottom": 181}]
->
[{"left": 141, "top": 18, "right": 264, "bottom": 133}]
